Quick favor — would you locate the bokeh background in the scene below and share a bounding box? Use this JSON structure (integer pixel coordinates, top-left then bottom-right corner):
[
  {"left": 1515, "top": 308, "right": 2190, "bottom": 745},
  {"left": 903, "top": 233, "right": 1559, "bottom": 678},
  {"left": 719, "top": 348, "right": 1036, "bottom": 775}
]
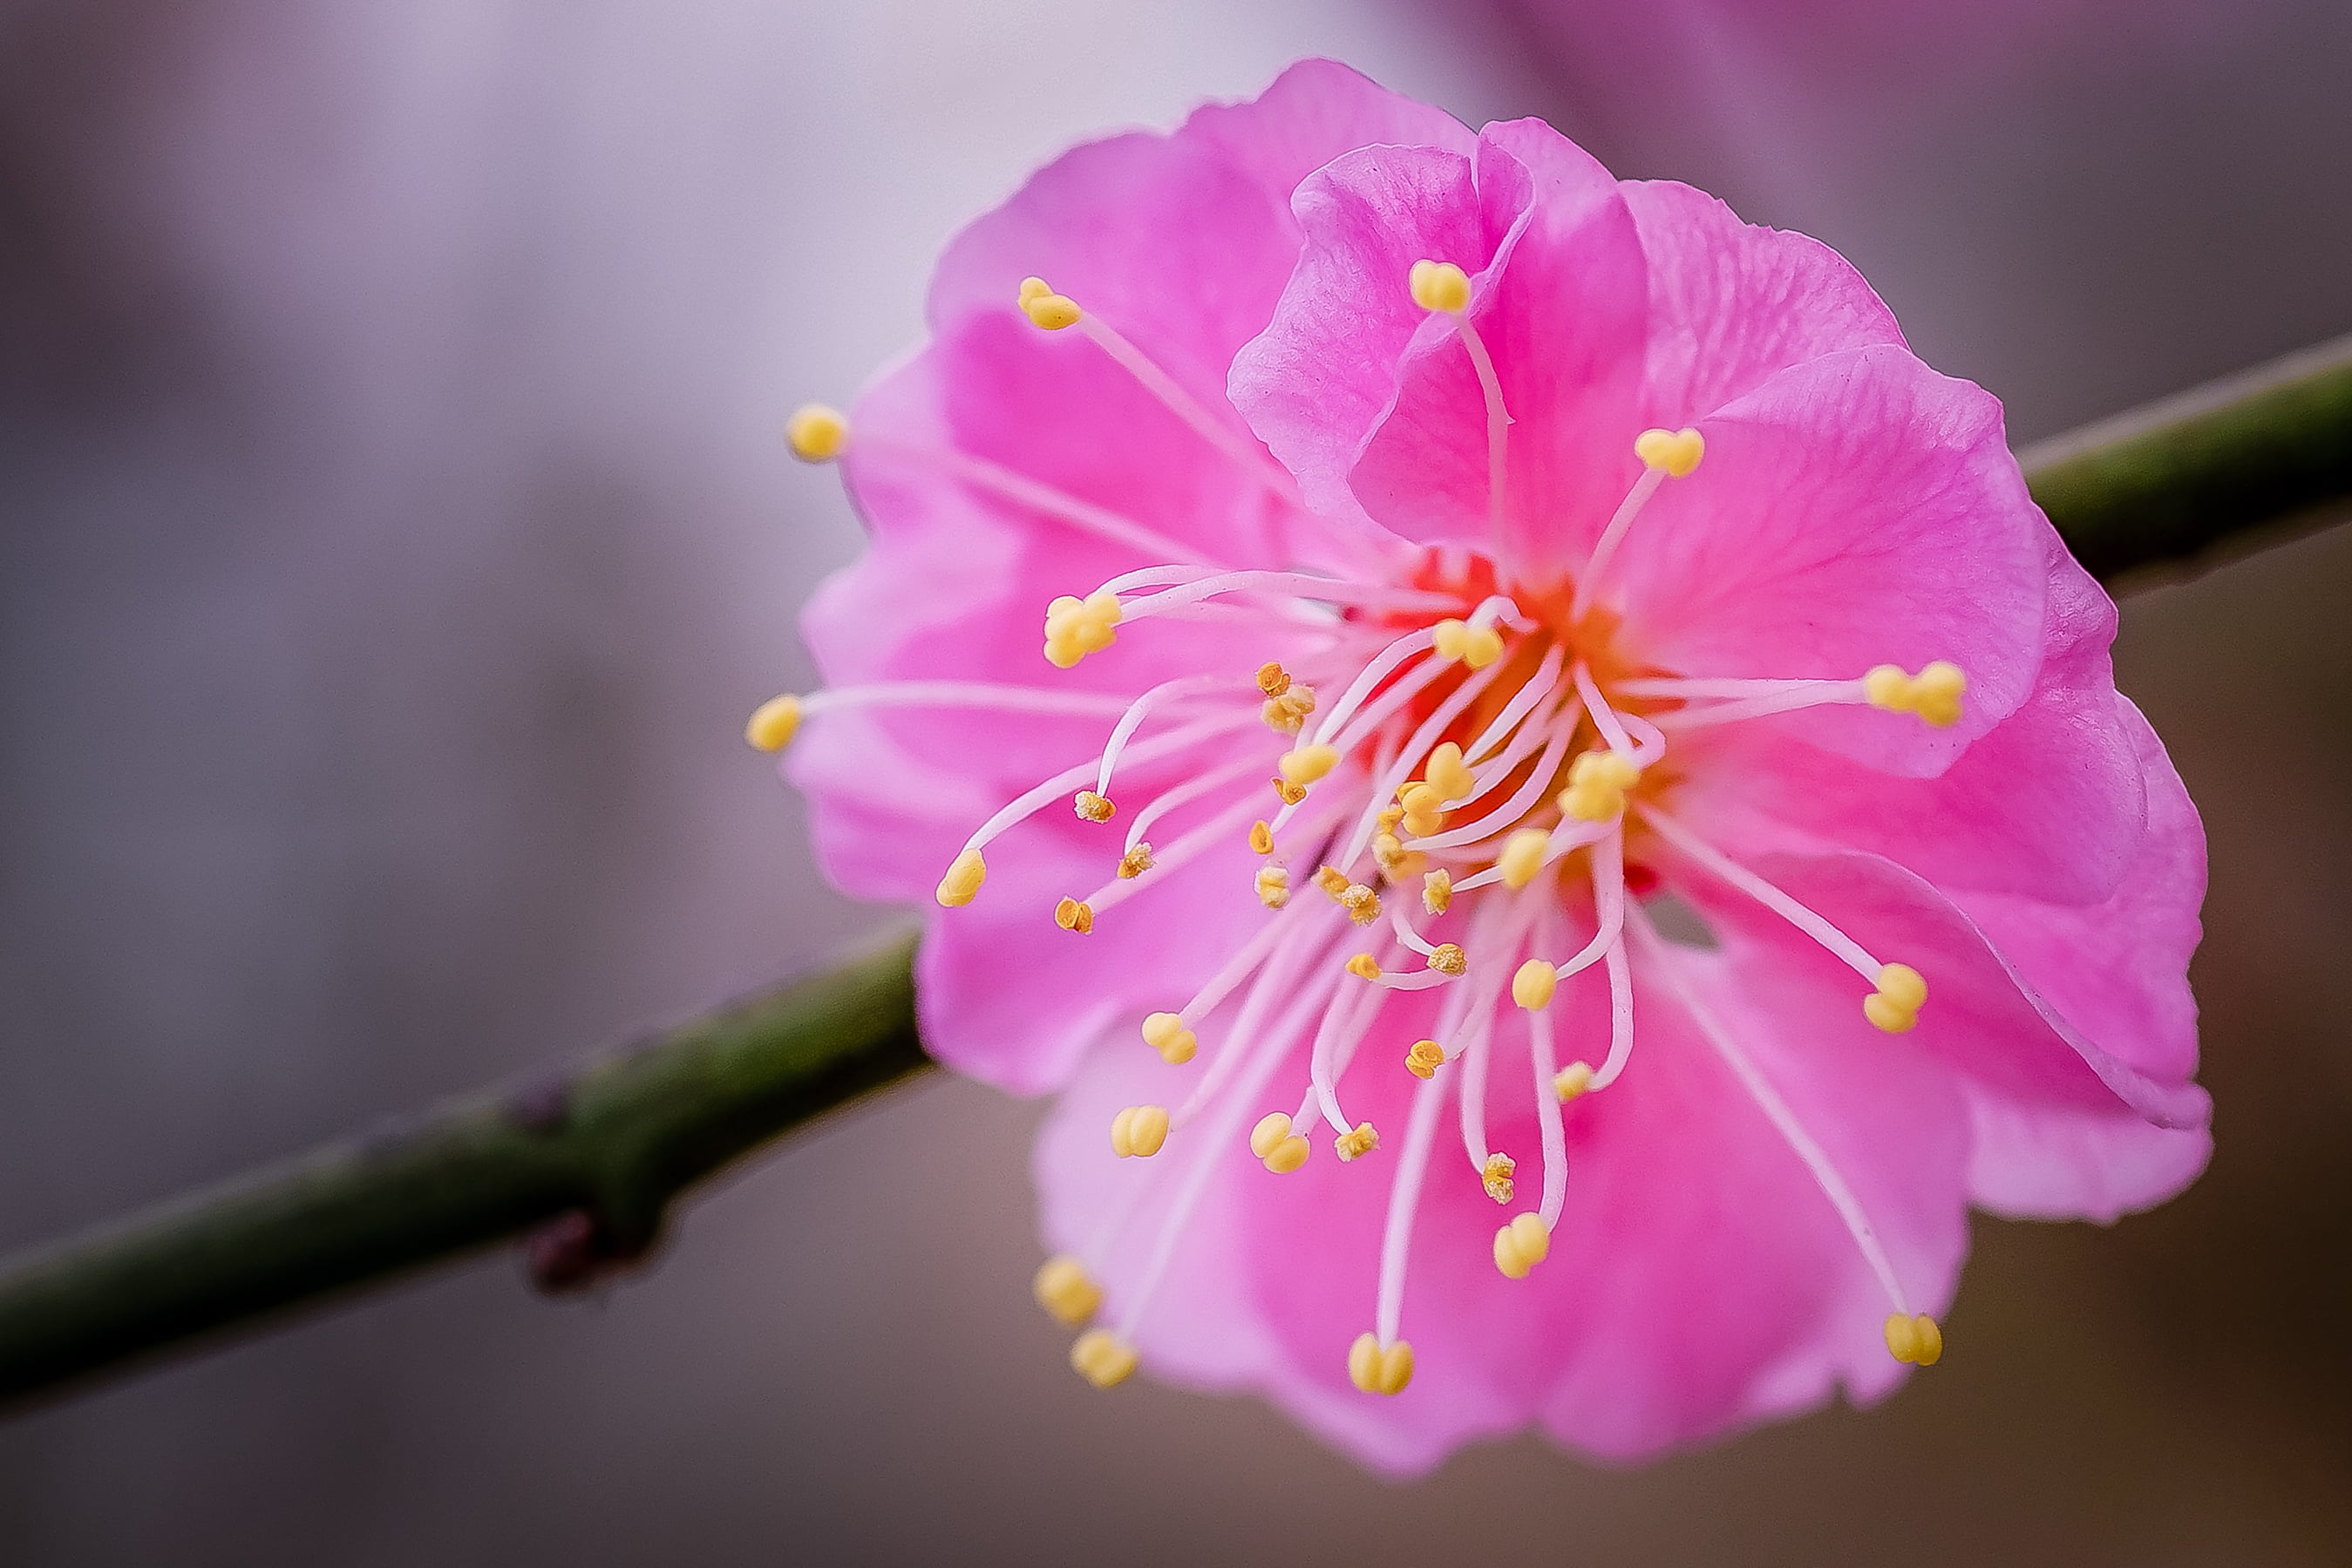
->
[{"left": 4, "top": 0, "right": 2351, "bottom": 1561}]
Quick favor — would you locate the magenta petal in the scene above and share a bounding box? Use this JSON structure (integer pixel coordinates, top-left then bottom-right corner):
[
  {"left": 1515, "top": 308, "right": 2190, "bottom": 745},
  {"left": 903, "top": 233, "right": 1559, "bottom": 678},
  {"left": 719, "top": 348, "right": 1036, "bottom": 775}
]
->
[
  {"left": 1230, "top": 143, "right": 1499, "bottom": 528},
  {"left": 1681, "top": 531, "right": 2146, "bottom": 903},
  {"left": 1961, "top": 1085, "right": 2211, "bottom": 1223},
  {"left": 1612, "top": 347, "right": 2049, "bottom": 773},
  {"left": 1950, "top": 697, "right": 2206, "bottom": 1084},
  {"left": 1347, "top": 124, "right": 1650, "bottom": 575},
  {"left": 1622, "top": 178, "right": 1907, "bottom": 422},
  {"left": 1180, "top": 58, "right": 1478, "bottom": 204},
  {"left": 1698, "top": 849, "right": 2209, "bottom": 1130}
]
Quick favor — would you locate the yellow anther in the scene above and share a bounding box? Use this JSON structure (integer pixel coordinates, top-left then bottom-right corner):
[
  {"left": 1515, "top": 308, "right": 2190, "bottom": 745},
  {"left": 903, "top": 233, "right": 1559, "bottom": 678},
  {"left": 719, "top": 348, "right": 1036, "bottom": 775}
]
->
[
  {"left": 1043, "top": 589, "right": 1122, "bottom": 668},
  {"left": 1408, "top": 258, "right": 1472, "bottom": 314},
  {"left": 1431, "top": 619, "right": 1470, "bottom": 662},
  {"left": 1141, "top": 1011, "right": 1198, "bottom": 1065},
  {"left": 1911, "top": 661, "right": 1967, "bottom": 727},
  {"left": 1071, "top": 1327, "right": 1139, "bottom": 1388},
  {"left": 1033, "top": 1255, "right": 1103, "bottom": 1326},
  {"left": 1634, "top": 425, "right": 1705, "bottom": 478},
  {"left": 1404, "top": 1038, "right": 1445, "bottom": 1080},
  {"left": 1498, "top": 828, "right": 1551, "bottom": 890},
  {"left": 1109, "top": 1103, "right": 1170, "bottom": 1158},
  {"left": 1340, "top": 883, "right": 1381, "bottom": 926},
  {"left": 1248, "top": 819, "right": 1275, "bottom": 856},
  {"left": 1073, "top": 789, "right": 1115, "bottom": 823},
  {"left": 1271, "top": 777, "right": 1309, "bottom": 806},
  {"left": 1424, "top": 742, "right": 1477, "bottom": 802},
  {"left": 744, "top": 694, "right": 803, "bottom": 751},
  {"left": 1261, "top": 687, "right": 1316, "bottom": 733},
  {"left": 1492, "top": 1213, "right": 1551, "bottom": 1280},
  {"left": 1553, "top": 1062, "right": 1594, "bottom": 1103},
  {"left": 1018, "top": 277, "right": 1083, "bottom": 330},
  {"left": 1884, "top": 1312, "right": 1945, "bottom": 1367},
  {"left": 1250, "top": 1112, "right": 1293, "bottom": 1159},
  {"left": 785, "top": 404, "right": 848, "bottom": 462},
  {"left": 1865, "top": 662, "right": 1968, "bottom": 728},
  {"left": 1278, "top": 743, "right": 1340, "bottom": 786},
  {"left": 1256, "top": 662, "right": 1292, "bottom": 697},
  {"left": 1254, "top": 865, "right": 1291, "bottom": 909},
  {"left": 1055, "top": 897, "right": 1096, "bottom": 933},
  {"left": 1315, "top": 865, "right": 1351, "bottom": 897},
  {"left": 1250, "top": 1111, "right": 1309, "bottom": 1172},
  {"left": 1372, "top": 832, "right": 1426, "bottom": 882},
  {"left": 1481, "top": 1152, "right": 1516, "bottom": 1204},
  {"left": 1422, "top": 869, "right": 1453, "bottom": 914},
  {"left": 1397, "top": 780, "right": 1446, "bottom": 828},
  {"left": 1425, "top": 942, "right": 1466, "bottom": 976},
  {"left": 1431, "top": 620, "right": 1505, "bottom": 669},
  {"left": 1559, "top": 747, "right": 1644, "bottom": 821},
  {"left": 936, "top": 847, "right": 987, "bottom": 907},
  {"left": 1512, "top": 959, "right": 1559, "bottom": 1011},
  {"left": 1344, "top": 953, "right": 1382, "bottom": 981},
  {"left": 1117, "top": 845, "right": 1154, "bottom": 879},
  {"left": 1864, "top": 961, "right": 1928, "bottom": 1034},
  {"left": 1335, "top": 1122, "right": 1379, "bottom": 1162},
  {"left": 1347, "top": 1332, "right": 1415, "bottom": 1395}
]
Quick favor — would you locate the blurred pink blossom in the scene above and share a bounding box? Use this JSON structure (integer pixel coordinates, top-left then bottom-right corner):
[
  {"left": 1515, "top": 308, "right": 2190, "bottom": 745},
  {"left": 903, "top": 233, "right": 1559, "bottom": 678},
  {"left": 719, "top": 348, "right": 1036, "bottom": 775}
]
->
[{"left": 775, "top": 60, "right": 2208, "bottom": 1472}]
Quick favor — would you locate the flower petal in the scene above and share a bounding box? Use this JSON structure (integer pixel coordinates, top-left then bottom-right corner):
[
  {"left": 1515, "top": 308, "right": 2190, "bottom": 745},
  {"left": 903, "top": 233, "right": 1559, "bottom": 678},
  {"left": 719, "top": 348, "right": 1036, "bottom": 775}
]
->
[{"left": 1613, "top": 346, "right": 2050, "bottom": 773}]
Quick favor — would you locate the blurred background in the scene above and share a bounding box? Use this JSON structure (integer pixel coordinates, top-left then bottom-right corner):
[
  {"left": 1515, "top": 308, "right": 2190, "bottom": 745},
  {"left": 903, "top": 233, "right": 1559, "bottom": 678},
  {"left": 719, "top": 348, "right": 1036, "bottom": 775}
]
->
[{"left": 3, "top": 0, "right": 2350, "bottom": 1561}]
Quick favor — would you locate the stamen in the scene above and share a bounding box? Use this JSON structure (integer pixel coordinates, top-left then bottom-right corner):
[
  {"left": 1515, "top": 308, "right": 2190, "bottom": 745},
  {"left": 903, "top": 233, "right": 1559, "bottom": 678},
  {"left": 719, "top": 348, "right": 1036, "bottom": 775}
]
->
[
  {"left": 1174, "top": 912, "right": 1348, "bottom": 1124},
  {"left": 1885, "top": 1313, "right": 1946, "bottom": 1366},
  {"left": 1572, "top": 427, "right": 1703, "bottom": 621},
  {"left": 1122, "top": 754, "right": 1261, "bottom": 852},
  {"left": 1070, "top": 1327, "right": 1139, "bottom": 1388},
  {"left": 1043, "top": 590, "right": 1123, "bottom": 668},
  {"left": 1082, "top": 797, "right": 1265, "bottom": 919},
  {"left": 1865, "top": 662, "right": 1968, "bottom": 728},
  {"left": 744, "top": 694, "right": 802, "bottom": 752},
  {"left": 1637, "top": 804, "right": 1927, "bottom": 1033},
  {"left": 1404, "top": 1038, "right": 1446, "bottom": 1079},
  {"left": 1335, "top": 654, "right": 1519, "bottom": 863},
  {"left": 1307, "top": 962, "right": 1390, "bottom": 1134},
  {"left": 1055, "top": 898, "right": 1096, "bottom": 933},
  {"left": 1460, "top": 644, "right": 1569, "bottom": 764},
  {"left": 1553, "top": 1062, "right": 1594, "bottom": 1102},
  {"left": 952, "top": 716, "right": 1249, "bottom": 879},
  {"left": 785, "top": 404, "right": 849, "bottom": 462},
  {"left": 1250, "top": 1111, "right": 1312, "bottom": 1172},
  {"left": 1373, "top": 1065, "right": 1449, "bottom": 1352},
  {"left": 1410, "top": 258, "right": 1509, "bottom": 539},
  {"left": 1423, "top": 869, "right": 1452, "bottom": 913},
  {"left": 1074, "top": 791, "right": 1115, "bottom": 823},
  {"left": 854, "top": 432, "right": 1211, "bottom": 564},
  {"left": 1140, "top": 1011, "right": 1197, "bottom": 1066},
  {"left": 1255, "top": 866, "right": 1290, "bottom": 907},
  {"left": 1482, "top": 1152, "right": 1516, "bottom": 1203},
  {"left": 1095, "top": 674, "right": 1236, "bottom": 798},
  {"left": 1524, "top": 981, "right": 1570, "bottom": 1226},
  {"left": 1108, "top": 1103, "right": 1169, "bottom": 1157},
  {"left": 1336, "top": 1123, "right": 1380, "bottom": 1161},
  {"left": 1411, "top": 706, "right": 1578, "bottom": 852},
  {"left": 1347, "top": 1332, "right": 1416, "bottom": 1396},
  {"left": 1635, "top": 909, "right": 1920, "bottom": 1330},
  {"left": 1492, "top": 1212, "right": 1552, "bottom": 1280},
  {"left": 1559, "top": 747, "right": 1642, "bottom": 822},
  {"left": 1033, "top": 1254, "right": 1103, "bottom": 1325},
  {"left": 1117, "top": 845, "right": 1153, "bottom": 879},
  {"left": 1117, "top": 956, "right": 1349, "bottom": 1336},
  {"left": 1046, "top": 297, "right": 1307, "bottom": 508}
]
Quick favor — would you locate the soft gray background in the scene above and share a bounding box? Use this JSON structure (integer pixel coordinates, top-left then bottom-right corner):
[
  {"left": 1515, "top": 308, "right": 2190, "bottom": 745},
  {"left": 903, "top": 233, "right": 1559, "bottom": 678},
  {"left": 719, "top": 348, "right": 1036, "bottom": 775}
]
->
[{"left": 3, "top": 0, "right": 2349, "bottom": 1562}]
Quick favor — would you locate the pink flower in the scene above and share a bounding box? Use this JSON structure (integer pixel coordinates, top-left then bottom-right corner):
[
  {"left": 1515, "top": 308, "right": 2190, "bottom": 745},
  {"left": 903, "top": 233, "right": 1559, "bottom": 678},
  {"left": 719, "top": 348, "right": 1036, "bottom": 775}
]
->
[{"left": 762, "top": 60, "right": 2209, "bottom": 1473}]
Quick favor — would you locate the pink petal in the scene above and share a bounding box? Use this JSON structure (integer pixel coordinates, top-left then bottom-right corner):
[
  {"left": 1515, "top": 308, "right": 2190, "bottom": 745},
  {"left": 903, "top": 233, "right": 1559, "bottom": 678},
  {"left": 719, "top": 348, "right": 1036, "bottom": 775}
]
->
[
  {"left": 1179, "top": 58, "right": 1478, "bottom": 205},
  {"left": 1677, "top": 528, "right": 2147, "bottom": 903},
  {"left": 1693, "top": 848, "right": 2209, "bottom": 1129},
  {"left": 1611, "top": 347, "right": 2050, "bottom": 774},
  {"left": 1621, "top": 177, "right": 1907, "bottom": 423}
]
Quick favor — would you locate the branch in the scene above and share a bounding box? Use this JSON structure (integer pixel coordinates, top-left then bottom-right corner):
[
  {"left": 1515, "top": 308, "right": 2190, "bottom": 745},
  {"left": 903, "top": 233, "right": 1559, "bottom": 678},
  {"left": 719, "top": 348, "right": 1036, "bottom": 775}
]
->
[
  {"left": 0, "top": 936, "right": 926, "bottom": 1406},
  {"left": 3, "top": 336, "right": 2349, "bottom": 1414},
  {"left": 2023, "top": 331, "right": 2352, "bottom": 583}
]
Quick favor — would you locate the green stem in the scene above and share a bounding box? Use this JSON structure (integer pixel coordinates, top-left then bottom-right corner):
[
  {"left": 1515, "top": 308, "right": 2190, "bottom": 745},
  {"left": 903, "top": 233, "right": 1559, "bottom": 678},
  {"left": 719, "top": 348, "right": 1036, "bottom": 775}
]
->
[
  {"left": 2, "top": 336, "right": 2349, "bottom": 1414},
  {"left": 2023, "top": 332, "right": 2352, "bottom": 582},
  {"left": 0, "top": 937, "right": 925, "bottom": 1405}
]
